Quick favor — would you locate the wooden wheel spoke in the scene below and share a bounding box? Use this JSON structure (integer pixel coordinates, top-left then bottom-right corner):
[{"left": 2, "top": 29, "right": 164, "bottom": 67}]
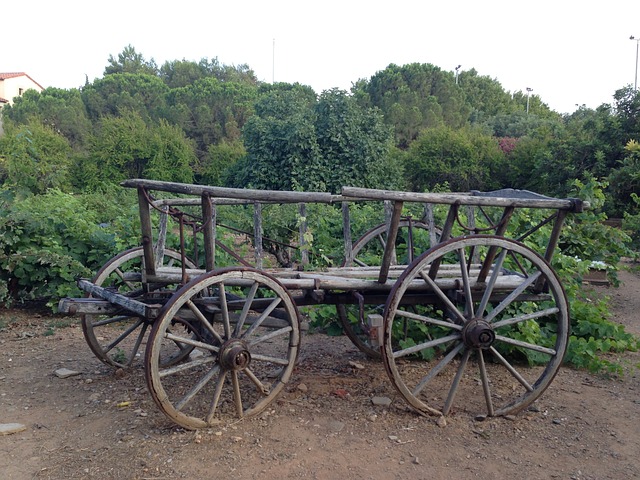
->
[
  {"left": 485, "top": 271, "right": 542, "bottom": 323},
  {"left": 394, "top": 333, "right": 461, "bottom": 359},
  {"left": 242, "top": 297, "right": 283, "bottom": 338},
  {"left": 250, "top": 353, "right": 291, "bottom": 366},
  {"left": 478, "top": 350, "right": 495, "bottom": 416},
  {"left": 126, "top": 322, "right": 149, "bottom": 366},
  {"left": 206, "top": 370, "right": 227, "bottom": 423},
  {"left": 248, "top": 326, "right": 293, "bottom": 347},
  {"left": 175, "top": 365, "right": 220, "bottom": 411},
  {"left": 443, "top": 348, "right": 470, "bottom": 415},
  {"left": 233, "top": 282, "right": 259, "bottom": 337},
  {"left": 113, "top": 266, "right": 137, "bottom": 291},
  {"left": 457, "top": 247, "right": 474, "bottom": 318},
  {"left": 477, "top": 247, "right": 508, "bottom": 317},
  {"left": 418, "top": 270, "right": 466, "bottom": 324},
  {"left": 243, "top": 368, "right": 270, "bottom": 395},
  {"left": 492, "top": 307, "right": 560, "bottom": 329},
  {"left": 163, "top": 332, "right": 220, "bottom": 353},
  {"left": 412, "top": 342, "right": 465, "bottom": 396},
  {"left": 488, "top": 346, "right": 534, "bottom": 391},
  {"left": 103, "top": 318, "right": 144, "bottom": 353},
  {"left": 395, "top": 309, "right": 463, "bottom": 331},
  {"left": 218, "top": 282, "right": 232, "bottom": 338},
  {"left": 231, "top": 371, "right": 243, "bottom": 417},
  {"left": 495, "top": 335, "right": 556, "bottom": 356},
  {"left": 186, "top": 299, "right": 223, "bottom": 344},
  {"left": 159, "top": 354, "right": 216, "bottom": 377},
  {"left": 92, "top": 314, "right": 134, "bottom": 328}
]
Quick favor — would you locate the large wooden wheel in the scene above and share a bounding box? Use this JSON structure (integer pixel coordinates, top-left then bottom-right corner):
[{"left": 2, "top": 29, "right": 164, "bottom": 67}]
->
[
  {"left": 145, "top": 268, "right": 301, "bottom": 429},
  {"left": 82, "top": 247, "right": 196, "bottom": 368},
  {"left": 382, "top": 235, "right": 570, "bottom": 418},
  {"left": 338, "top": 219, "right": 439, "bottom": 358}
]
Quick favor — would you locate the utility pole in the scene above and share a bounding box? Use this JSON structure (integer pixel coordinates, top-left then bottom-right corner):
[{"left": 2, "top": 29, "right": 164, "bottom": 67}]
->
[
  {"left": 455, "top": 65, "right": 461, "bottom": 85},
  {"left": 631, "top": 35, "right": 639, "bottom": 90},
  {"left": 526, "top": 87, "right": 533, "bottom": 114}
]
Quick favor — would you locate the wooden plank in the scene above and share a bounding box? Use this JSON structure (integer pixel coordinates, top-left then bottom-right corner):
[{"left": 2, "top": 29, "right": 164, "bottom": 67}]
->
[
  {"left": 342, "top": 186, "right": 588, "bottom": 211},
  {"left": 122, "top": 179, "right": 337, "bottom": 204},
  {"left": 74, "top": 279, "right": 160, "bottom": 318}
]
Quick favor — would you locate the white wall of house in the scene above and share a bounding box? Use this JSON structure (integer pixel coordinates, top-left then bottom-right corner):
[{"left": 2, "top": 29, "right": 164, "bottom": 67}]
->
[{"left": 0, "top": 73, "right": 44, "bottom": 105}]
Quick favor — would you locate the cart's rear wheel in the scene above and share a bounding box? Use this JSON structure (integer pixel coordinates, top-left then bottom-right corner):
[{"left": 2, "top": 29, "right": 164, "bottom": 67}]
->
[
  {"left": 145, "top": 268, "right": 300, "bottom": 429},
  {"left": 383, "top": 235, "right": 569, "bottom": 418},
  {"left": 338, "top": 219, "right": 439, "bottom": 359},
  {"left": 82, "top": 247, "right": 196, "bottom": 368}
]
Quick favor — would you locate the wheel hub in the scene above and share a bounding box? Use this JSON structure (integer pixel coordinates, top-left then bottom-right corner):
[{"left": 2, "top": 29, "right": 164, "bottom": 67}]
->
[
  {"left": 462, "top": 319, "right": 495, "bottom": 349},
  {"left": 219, "top": 339, "right": 251, "bottom": 371}
]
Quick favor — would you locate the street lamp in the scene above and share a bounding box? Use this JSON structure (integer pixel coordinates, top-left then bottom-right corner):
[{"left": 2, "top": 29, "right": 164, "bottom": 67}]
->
[
  {"left": 631, "top": 35, "right": 639, "bottom": 90},
  {"left": 455, "top": 65, "right": 461, "bottom": 85},
  {"left": 526, "top": 87, "right": 533, "bottom": 114}
]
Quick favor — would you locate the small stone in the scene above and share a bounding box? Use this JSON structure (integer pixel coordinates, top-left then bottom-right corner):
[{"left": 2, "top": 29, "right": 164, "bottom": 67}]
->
[
  {"left": 348, "top": 361, "right": 365, "bottom": 370},
  {"left": 436, "top": 416, "right": 447, "bottom": 428},
  {"left": 328, "top": 421, "right": 345, "bottom": 432},
  {"left": 552, "top": 418, "right": 563, "bottom": 425},
  {"left": 231, "top": 436, "right": 243, "bottom": 443},
  {"left": 528, "top": 404, "right": 542, "bottom": 413},
  {"left": 371, "top": 396, "right": 392, "bottom": 407},
  {"left": 115, "top": 369, "right": 126, "bottom": 379},
  {"left": 368, "top": 414, "right": 378, "bottom": 422},
  {"left": 297, "top": 383, "right": 308, "bottom": 393},
  {"left": 504, "top": 415, "right": 517, "bottom": 421},
  {"left": 388, "top": 435, "right": 398, "bottom": 441},
  {"left": 0, "top": 423, "right": 27, "bottom": 435},
  {"left": 474, "top": 414, "right": 487, "bottom": 422},
  {"left": 413, "top": 457, "right": 421, "bottom": 465},
  {"left": 55, "top": 368, "right": 81, "bottom": 379}
]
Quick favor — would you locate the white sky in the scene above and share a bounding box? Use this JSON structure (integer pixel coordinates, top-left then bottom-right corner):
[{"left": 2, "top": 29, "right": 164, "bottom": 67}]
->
[{"left": 3, "top": 1, "right": 640, "bottom": 114}]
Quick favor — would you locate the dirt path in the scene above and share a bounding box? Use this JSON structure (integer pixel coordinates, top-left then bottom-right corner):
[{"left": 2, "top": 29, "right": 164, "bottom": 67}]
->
[{"left": 1, "top": 268, "right": 639, "bottom": 479}]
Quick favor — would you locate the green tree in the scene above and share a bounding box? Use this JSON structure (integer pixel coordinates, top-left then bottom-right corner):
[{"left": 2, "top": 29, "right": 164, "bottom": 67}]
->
[
  {"left": 159, "top": 58, "right": 257, "bottom": 88},
  {"left": 403, "top": 125, "right": 500, "bottom": 192},
  {"left": 353, "top": 63, "right": 469, "bottom": 147},
  {"left": 313, "top": 89, "right": 394, "bottom": 192},
  {"left": 104, "top": 45, "right": 158, "bottom": 76},
  {"left": 2, "top": 88, "right": 91, "bottom": 149},
  {"left": 86, "top": 111, "right": 195, "bottom": 188},
  {"left": 166, "top": 77, "right": 258, "bottom": 158},
  {"left": 82, "top": 73, "right": 169, "bottom": 122},
  {"left": 242, "top": 86, "right": 321, "bottom": 190},
  {"left": 0, "top": 120, "right": 72, "bottom": 195}
]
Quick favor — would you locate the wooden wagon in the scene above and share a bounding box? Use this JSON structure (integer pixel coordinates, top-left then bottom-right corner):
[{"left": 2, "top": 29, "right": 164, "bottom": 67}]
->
[{"left": 59, "top": 179, "right": 587, "bottom": 429}]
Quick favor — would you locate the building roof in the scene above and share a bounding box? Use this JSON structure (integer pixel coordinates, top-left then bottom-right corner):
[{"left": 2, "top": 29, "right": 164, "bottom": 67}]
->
[
  {"left": 0, "top": 97, "right": 8, "bottom": 103},
  {"left": 0, "top": 72, "right": 44, "bottom": 90}
]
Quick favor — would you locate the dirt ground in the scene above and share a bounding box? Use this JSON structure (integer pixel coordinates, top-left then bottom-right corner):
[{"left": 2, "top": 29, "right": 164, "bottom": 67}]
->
[{"left": 1, "top": 266, "right": 639, "bottom": 480}]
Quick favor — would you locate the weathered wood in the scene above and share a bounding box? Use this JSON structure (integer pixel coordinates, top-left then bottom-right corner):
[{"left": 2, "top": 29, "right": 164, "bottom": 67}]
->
[
  {"left": 379, "top": 201, "right": 404, "bottom": 283},
  {"left": 341, "top": 186, "right": 588, "bottom": 211},
  {"left": 342, "top": 202, "right": 353, "bottom": 266},
  {"left": 75, "top": 279, "right": 160, "bottom": 318},
  {"left": 201, "top": 194, "right": 216, "bottom": 271},
  {"left": 138, "top": 187, "right": 156, "bottom": 276},
  {"left": 122, "top": 179, "right": 337, "bottom": 204},
  {"left": 298, "top": 203, "right": 309, "bottom": 266},
  {"left": 254, "top": 202, "right": 263, "bottom": 269}
]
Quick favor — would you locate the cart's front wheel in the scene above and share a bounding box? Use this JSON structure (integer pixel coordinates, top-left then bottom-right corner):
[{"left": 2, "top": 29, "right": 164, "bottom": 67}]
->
[
  {"left": 82, "top": 247, "right": 195, "bottom": 368},
  {"left": 383, "top": 236, "right": 569, "bottom": 418},
  {"left": 145, "top": 268, "right": 300, "bottom": 429}
]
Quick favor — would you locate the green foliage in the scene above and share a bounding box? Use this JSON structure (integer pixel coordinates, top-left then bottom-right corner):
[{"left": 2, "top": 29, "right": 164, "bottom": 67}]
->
[
  {"left": 2, "top": 87, "right": 91, "bottom": 148},
  {"left": 104, "top": 45, "right": 159, "bottom": 76},
  {"left": 86, "top": 111, "right": 196, "bottom": 187},
  {"left": 403, "top": 125, "right": 504, "bottom": 192},
  {"left": 0, "top": 120, "right": 73, "bottom": 195},
  {"left": 0, "top": 188, "right": 138, "bottom": 307}
]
